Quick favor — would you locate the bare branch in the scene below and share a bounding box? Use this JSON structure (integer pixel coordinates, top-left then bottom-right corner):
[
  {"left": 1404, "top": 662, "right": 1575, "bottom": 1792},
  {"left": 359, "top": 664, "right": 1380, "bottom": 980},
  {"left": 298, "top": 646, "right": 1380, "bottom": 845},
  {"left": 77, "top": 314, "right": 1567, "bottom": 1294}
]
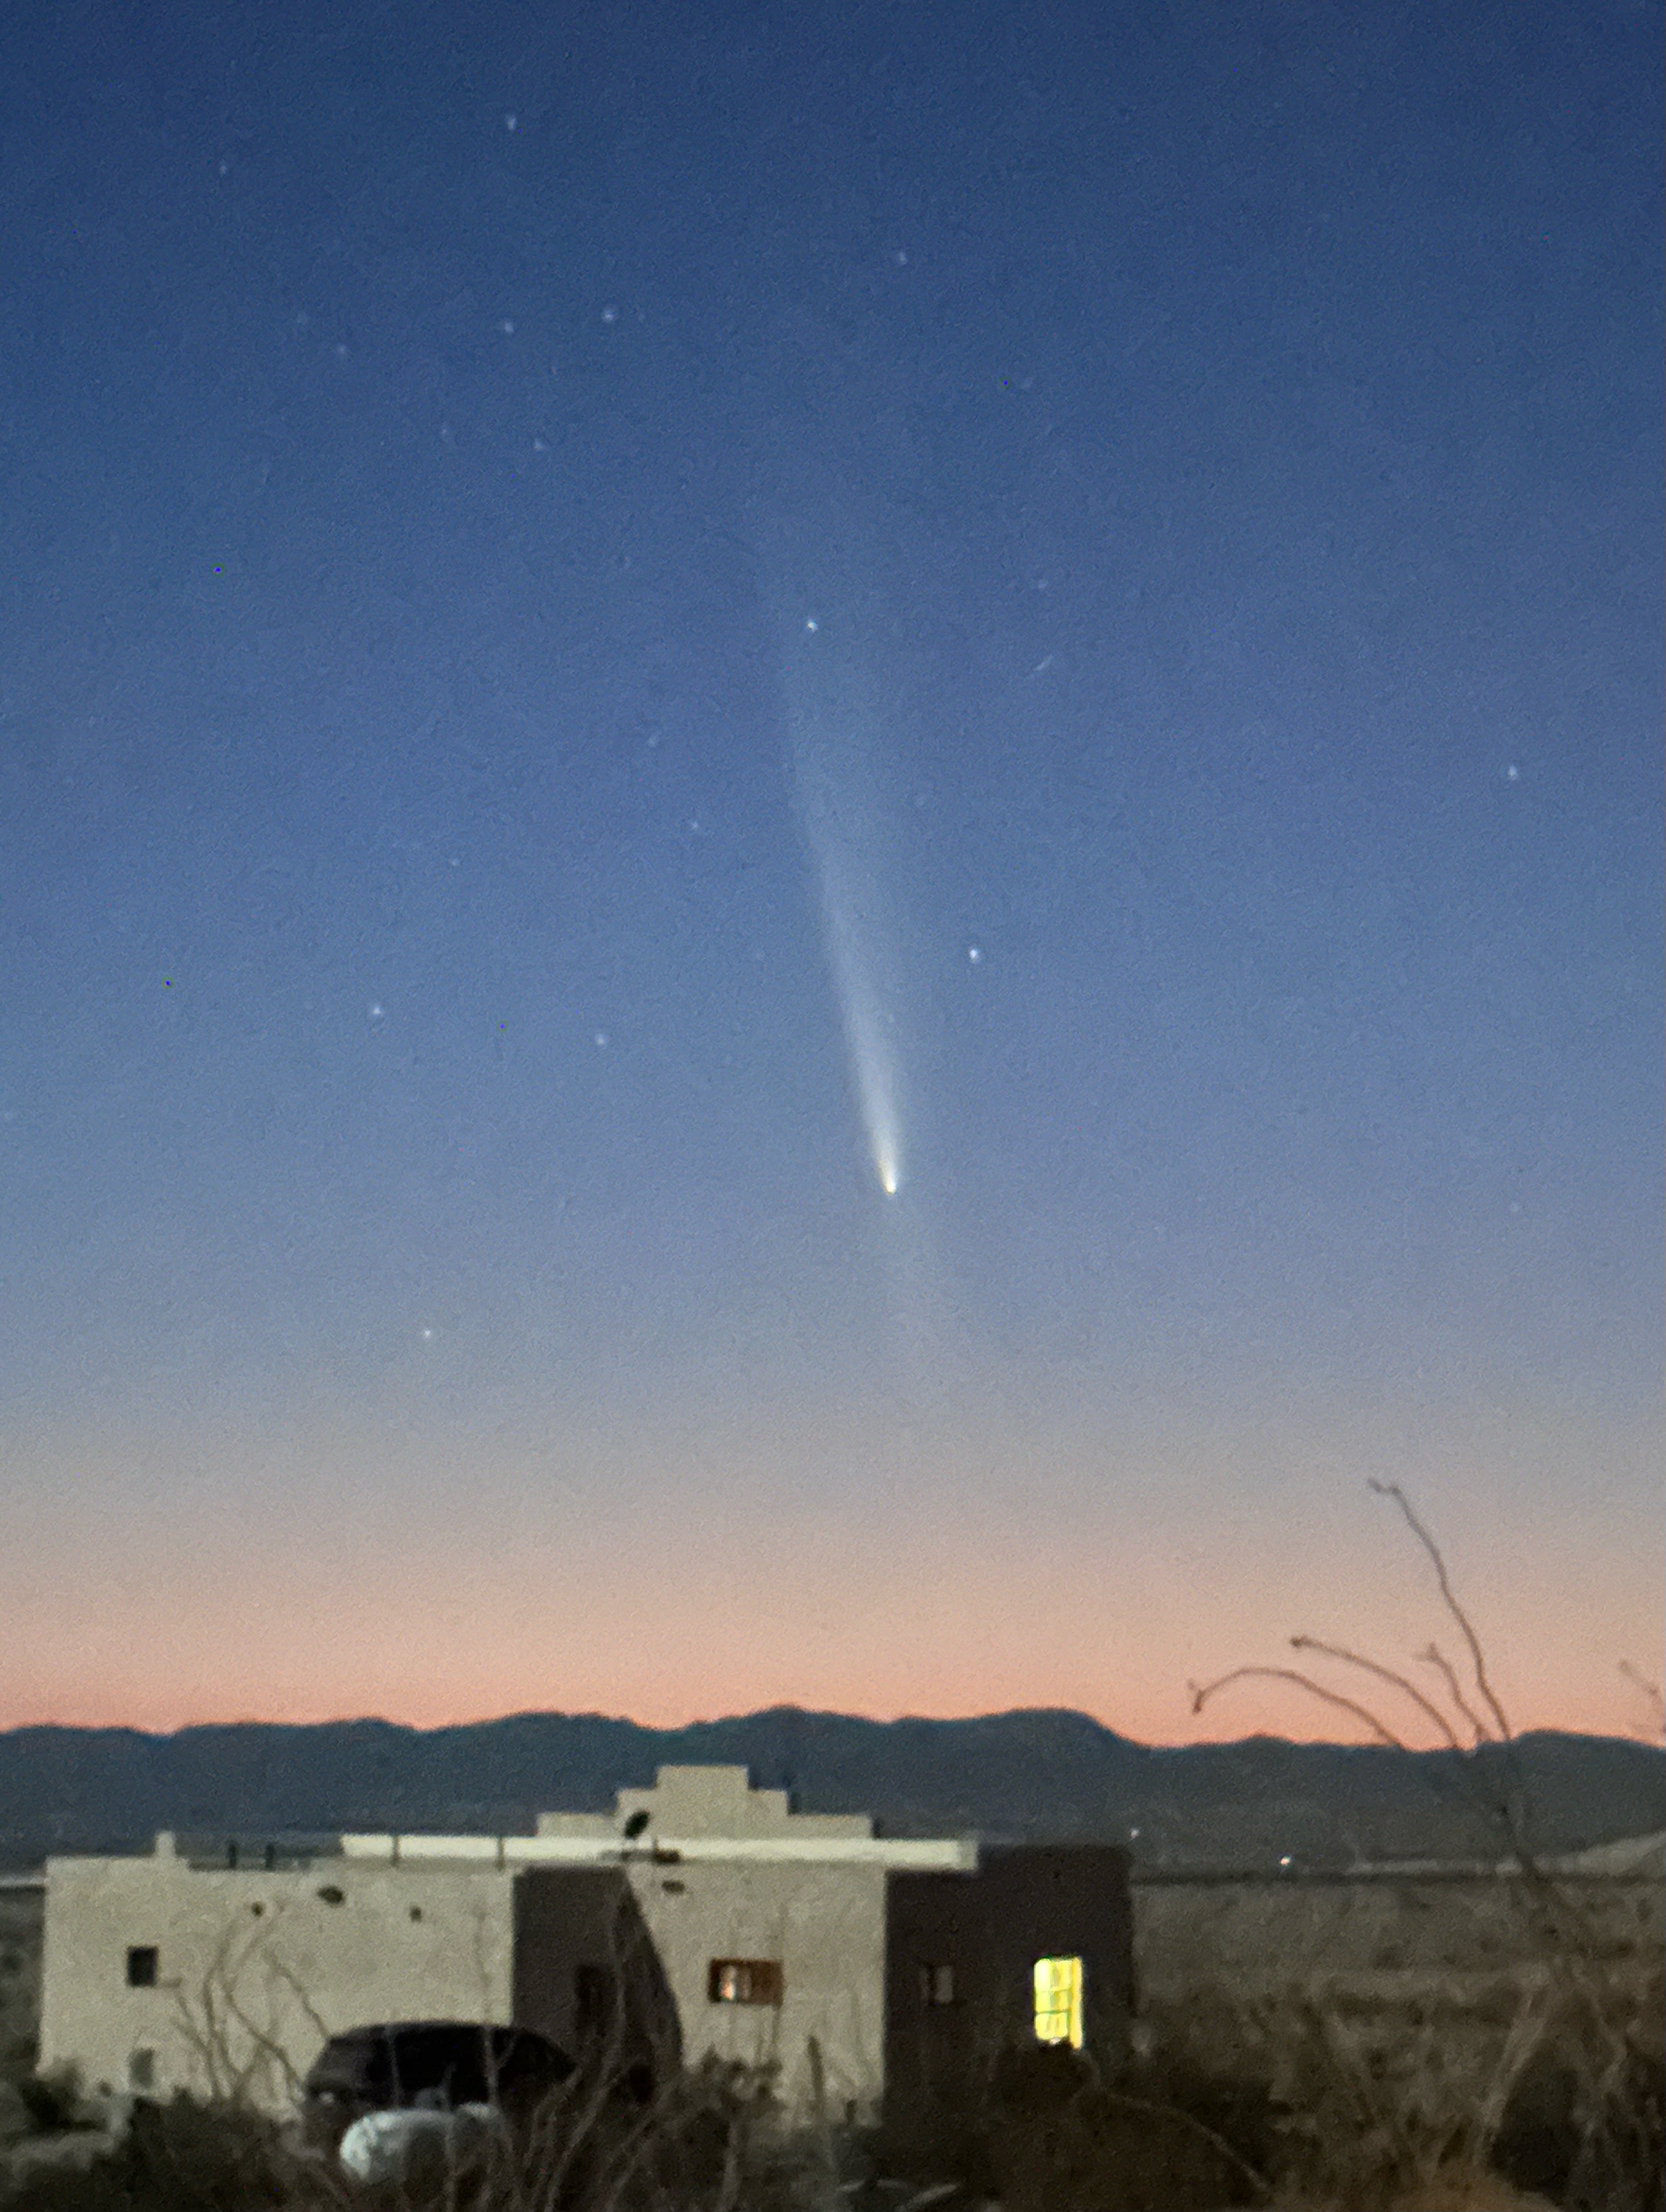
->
[
  {"left": 1189, "top": 1667, "right": 1410, "bottom": 1748},
  {"left": 261, "top": 1949, "right": 334, "bottom": 2051},
  {"left": 213, "top": 1953, "right": 307, "bottom": 2101},
  {"left": 1415, "top": 1641, "right": 1491, "bottom": 1747},
  {"left": 1618, "top": 1658, "right": 1666, "bottom": 1742},
  {"left": 1366, "top": 1479, "right": 1515, "bottom": 1743},
  {"left": 1289, "top": 1635, "right": 1465, "bottom": 1751},
  {"left": 1097, "top": 2087, "right": 1274, "bottom": 2201}
]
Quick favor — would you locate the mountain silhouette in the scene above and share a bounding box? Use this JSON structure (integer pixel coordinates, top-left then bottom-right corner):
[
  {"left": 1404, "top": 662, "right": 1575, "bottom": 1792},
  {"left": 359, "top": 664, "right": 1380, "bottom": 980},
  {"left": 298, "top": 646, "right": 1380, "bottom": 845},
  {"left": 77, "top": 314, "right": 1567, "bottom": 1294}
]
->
[{"left": 1, "top": 1707, "right": 1660, "bottom": 1872}]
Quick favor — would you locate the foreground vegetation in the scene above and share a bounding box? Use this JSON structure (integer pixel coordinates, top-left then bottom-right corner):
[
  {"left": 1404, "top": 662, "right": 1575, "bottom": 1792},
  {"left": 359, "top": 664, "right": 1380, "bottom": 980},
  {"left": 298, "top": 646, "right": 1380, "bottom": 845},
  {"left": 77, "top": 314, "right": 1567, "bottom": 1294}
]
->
[{"left": 2, "top": 1959, "right": 1661, "bottom": 2212}]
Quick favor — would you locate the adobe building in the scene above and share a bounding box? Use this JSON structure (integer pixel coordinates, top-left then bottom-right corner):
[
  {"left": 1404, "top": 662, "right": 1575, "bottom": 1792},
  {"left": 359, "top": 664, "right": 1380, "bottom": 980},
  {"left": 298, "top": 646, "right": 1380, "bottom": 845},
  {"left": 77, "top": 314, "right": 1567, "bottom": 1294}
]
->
[{"left": 39, "top": 1765, "right": 1131, "bottom": 2144}]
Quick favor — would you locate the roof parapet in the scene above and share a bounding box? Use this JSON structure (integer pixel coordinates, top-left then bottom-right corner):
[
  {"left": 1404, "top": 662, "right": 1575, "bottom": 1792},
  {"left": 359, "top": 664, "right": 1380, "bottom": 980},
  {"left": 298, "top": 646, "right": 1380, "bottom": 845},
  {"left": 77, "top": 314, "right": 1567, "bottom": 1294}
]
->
[{"left": 341, "top": 1832, "right": 978, "bottom": 1870}]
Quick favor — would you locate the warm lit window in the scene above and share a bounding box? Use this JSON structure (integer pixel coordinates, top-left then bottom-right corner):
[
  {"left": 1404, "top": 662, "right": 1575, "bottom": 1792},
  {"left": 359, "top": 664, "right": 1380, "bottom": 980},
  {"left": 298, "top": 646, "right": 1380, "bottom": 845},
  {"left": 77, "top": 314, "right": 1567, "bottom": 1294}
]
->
[
  {"left": 1032, "top": 1956, "right": 1084, "bottom": 2049},
  {"left": 126, "top": 1947, "right": 158, "bottom": 1988},
  {"left": 919, "top": 1963, "right": 956, "bottom": 2006},
  {"left": 707, "top": 1959, "right": 783, "bottom": 2006}
]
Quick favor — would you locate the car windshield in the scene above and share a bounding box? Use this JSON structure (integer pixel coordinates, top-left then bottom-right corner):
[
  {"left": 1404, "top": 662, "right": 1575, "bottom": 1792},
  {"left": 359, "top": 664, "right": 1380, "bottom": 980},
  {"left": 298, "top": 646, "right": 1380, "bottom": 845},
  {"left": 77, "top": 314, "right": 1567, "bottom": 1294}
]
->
[
  {"left": 307, "top": 2025, "right": 562, "bottom": 2108},
  {"left": 307, "top": 2035, "right": 393, "bottom": 2101},
  {"left": 389, "top": 2027, "right": 497, "bottom": 2104}
]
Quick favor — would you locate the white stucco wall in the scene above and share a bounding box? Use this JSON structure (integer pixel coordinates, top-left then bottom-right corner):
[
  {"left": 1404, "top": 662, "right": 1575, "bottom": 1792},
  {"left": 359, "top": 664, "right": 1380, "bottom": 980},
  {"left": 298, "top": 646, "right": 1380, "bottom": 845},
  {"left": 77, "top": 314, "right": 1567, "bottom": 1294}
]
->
[
  {"left": 40, "top": 1837, "right": 516, "bottom": 2112},
  {"left": 624, "top": 1856, "right": 890, "bottom": 2122},
  {"left": 41, "top": 1773, "right": 978, "bottom": 2127},
  {"left": 41, "top": 1842, "right": 896, "bottom": 2125}
]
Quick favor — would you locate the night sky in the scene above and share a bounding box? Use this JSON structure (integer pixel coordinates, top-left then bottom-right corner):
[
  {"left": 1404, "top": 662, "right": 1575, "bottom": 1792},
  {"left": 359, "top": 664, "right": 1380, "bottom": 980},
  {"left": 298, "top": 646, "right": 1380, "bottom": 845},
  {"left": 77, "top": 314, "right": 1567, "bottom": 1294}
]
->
[{"left": 2, "top": 0, "right": 1660, "bottom": 1739}]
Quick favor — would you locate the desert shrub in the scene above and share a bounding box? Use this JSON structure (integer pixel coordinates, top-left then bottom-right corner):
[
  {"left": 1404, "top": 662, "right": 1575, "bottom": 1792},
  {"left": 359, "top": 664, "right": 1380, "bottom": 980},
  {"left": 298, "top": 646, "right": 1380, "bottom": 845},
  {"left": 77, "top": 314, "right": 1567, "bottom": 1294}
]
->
[
  {"left": 122, "top": 2094, "right": 314, "bottom": 2211},
  {"left": 1115, "top": 2005, "right": 1284, "bottom": 2176},
  {"left": 956, "top": 2029, "right": 1277, "bottom": 2212},
  {"left": 323, "top": 2052, "right": 800, "bottom": 2212},
  {"left": 0, "top": 2057, "right": 817, "bottom": 2212},
  {"left": 0, "top": 2095, "right": 332, "bottom": 2212},
  {"left": 1493, "top": 2008, "right": 1665, "bottom": 2212},
  {"left": 1136, "top": 1971, "right": 1666, "bottom": 2212},
  {"left": 11, "top": 2072, "right": 83, "bottom": 2138},
  {"left": 519, "top": 2051, "right": 793, "bottom": 2212},
  {"left": 983, "top": 2094, "right": 1263, "bottom": 2212},
  {"left": 0, "top": 2157, "right": 128, "bottom": 2212}
]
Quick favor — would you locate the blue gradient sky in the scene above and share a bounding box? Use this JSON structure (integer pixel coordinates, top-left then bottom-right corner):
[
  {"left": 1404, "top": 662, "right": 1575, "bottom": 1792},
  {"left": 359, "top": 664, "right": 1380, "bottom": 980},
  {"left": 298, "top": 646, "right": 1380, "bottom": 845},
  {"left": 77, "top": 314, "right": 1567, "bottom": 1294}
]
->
[{"left": 1, "top": 0, "right": 1660, "bottom": 1739}]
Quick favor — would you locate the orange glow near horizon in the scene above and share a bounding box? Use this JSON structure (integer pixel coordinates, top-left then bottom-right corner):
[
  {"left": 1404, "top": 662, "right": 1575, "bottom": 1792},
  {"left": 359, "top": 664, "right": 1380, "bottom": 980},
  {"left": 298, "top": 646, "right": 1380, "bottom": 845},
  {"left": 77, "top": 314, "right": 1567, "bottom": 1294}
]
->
[
  {"left": 4, "top": 1388, "right": 1659, "bottom": 1748},
  {"left": 8, "top": 1668, "right": 1655, "bottom": 1749}
]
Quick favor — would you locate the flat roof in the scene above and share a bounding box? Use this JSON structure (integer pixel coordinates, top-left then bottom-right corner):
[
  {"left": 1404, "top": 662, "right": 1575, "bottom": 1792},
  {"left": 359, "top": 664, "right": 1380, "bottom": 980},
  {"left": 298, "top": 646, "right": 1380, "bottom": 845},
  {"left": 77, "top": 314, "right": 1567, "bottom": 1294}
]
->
[{"left": 340, "top": 1832, "right": 979, "bottom": 1870}]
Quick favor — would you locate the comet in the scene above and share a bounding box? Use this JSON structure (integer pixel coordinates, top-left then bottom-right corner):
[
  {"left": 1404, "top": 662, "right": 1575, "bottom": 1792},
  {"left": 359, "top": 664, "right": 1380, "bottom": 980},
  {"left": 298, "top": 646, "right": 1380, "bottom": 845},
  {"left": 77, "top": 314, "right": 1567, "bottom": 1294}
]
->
[
  {"left": 800, "top": 758, "right": 905, "bottom": 1198},
  {"left": 784, "top": 611, "right": 906, "bottom": 1200}
]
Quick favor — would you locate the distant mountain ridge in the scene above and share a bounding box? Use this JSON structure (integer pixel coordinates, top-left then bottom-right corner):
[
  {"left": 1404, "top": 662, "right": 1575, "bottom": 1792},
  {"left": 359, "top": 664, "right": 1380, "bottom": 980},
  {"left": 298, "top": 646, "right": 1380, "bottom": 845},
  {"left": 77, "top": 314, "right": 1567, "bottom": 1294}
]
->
[{"left": 1, "top": 1707, "right": 1660, "bottom": 1872}]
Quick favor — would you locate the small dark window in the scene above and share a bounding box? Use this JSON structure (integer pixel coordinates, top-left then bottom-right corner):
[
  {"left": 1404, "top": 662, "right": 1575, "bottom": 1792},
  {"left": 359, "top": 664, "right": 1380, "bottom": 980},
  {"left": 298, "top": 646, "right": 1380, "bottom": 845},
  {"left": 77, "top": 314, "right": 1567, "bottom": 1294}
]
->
[
  {"left": 661, "top": 1879, "right": 685, "bottom": 1895},
  {"left": 919, "top": 1963, "right": 956, "bottom": 2006},
  {"left": 708, "top": 1959, "right": 783, "bottom": 2006},
  {"left": 316, "top": 1885, "right": 345, "bottom": 1906},
  {"left": 409, "top": 1906, "right": 423, "bottom": 1922},
  {"left": 129, "top": 2049, "right": 155, "bottom": 2091},
  {"left": 126, "top": 1946, "right": 158, "bottom": 1988}
]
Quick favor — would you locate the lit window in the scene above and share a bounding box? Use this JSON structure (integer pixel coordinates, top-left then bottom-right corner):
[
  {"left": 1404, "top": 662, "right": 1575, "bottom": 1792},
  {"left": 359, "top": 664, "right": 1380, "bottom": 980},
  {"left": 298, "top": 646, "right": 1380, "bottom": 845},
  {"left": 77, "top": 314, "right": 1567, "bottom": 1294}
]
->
[
  {"left": 707, "top": 1959, "right": 783, "bottom": 2006},
  {"left": 919, "top": 1963, "right": 956, "bottom": 2006},
  {"left": 126, "top": 1947, "right": 158, "bottom": 1988},
  {"left": 1032, "top": 1956, "right": 1084, "bottom": 2049}
]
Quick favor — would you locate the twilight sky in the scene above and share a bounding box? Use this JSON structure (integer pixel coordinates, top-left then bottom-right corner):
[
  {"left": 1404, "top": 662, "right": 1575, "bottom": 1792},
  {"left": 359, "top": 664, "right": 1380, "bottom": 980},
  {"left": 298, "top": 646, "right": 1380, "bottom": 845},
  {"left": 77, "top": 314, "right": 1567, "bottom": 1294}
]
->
[{"left": 1, "top": 0, "right": 1660, "bottom": 1743}]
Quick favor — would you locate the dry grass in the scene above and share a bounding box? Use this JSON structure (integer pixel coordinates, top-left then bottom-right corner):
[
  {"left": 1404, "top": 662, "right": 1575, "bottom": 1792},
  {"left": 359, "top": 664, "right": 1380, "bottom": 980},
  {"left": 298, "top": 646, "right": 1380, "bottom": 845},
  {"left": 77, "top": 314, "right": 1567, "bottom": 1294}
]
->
[
  {"left": 929, "top": 1961, "right": 1658, "bottom": 2211},
  {"left": 0, "top": 1962, "right": 1659, "bottom": 2212},
  {"left": 0, "top": 2056, "right": 788, "bottom": 2212}
]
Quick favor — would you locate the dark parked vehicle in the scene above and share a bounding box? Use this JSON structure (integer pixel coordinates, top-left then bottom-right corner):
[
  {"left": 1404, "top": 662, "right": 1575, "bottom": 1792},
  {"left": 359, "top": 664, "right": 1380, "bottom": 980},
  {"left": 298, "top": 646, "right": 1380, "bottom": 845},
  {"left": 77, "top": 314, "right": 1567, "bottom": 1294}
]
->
[{"left": 299, "top": 2022, "right": 575, "bottom": 2158}]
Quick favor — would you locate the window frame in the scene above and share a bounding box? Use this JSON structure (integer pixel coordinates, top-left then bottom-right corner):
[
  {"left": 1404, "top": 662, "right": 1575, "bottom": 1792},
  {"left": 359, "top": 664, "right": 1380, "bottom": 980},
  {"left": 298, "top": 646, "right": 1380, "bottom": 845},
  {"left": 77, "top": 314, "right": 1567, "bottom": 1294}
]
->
[
  {"left": 1032, "top": 1955, "right": 1084, "bottom": 2050},
  {"left": 706, "top": 1958, "right": 784, "bottom": 2007}
]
